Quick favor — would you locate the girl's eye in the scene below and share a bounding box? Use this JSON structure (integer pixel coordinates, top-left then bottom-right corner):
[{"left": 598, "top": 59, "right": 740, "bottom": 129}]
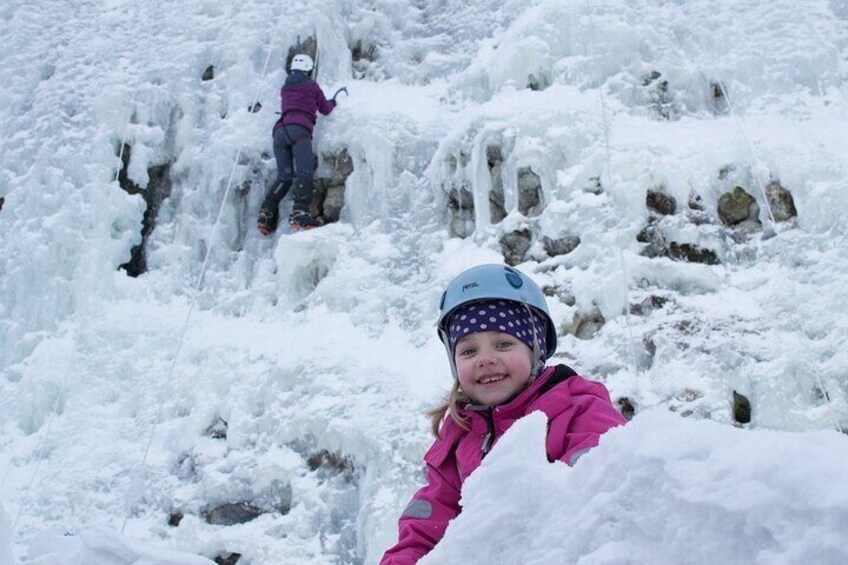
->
[
  {"left": 497, "top": 340, "right": 514, "bottom": 349},
  {"left": 458, "top": 347, "right": 476, "bottom": 357}
]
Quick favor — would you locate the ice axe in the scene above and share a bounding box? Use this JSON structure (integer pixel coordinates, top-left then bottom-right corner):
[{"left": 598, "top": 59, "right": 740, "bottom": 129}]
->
[{"left": 332, "top": 87, "right": 349, "bottom": 103}]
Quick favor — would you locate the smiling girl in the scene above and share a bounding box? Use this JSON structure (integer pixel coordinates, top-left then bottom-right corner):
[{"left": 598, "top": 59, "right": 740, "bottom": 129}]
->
[{"left": 380, "top": 264, "right": 627, "bottom": 564}]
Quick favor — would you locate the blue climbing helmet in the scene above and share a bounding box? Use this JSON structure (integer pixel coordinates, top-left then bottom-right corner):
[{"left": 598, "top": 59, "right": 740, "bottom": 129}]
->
[{"left": 437, "top": 264, "right": 557, "bottom": 360}]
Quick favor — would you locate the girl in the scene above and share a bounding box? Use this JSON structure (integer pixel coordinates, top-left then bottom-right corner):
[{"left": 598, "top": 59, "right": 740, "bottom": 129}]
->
[
  {"left": 380, "top": 264, "right": 627, "bottom": 564},
  {"left": 258, "top": 53, "right": 336, "bottom": 234}
]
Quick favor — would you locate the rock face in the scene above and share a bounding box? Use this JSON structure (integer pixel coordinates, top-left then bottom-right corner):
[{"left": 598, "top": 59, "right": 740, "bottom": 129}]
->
[
  {"left": 312, "top": 148, "right": 353, "bottom": 223},
  {"left": 710, "top": 80, "right": 728, "bottom": 114},
  {"left": 116, "top": 143, "right": 173, "bottom": 277},
  {"left": 203, "top": 502, "right": 268, "bottom": 526},
  {"left": 637, "top": 223, "right": 720, "bottom": 265},
  {"left": 617, "top": 397, "right": 636, "bottom": 420},
  {"left": 568, "top": 308, "right": 606, "bottom": 340},
  {"left": 488, "top": 146, "right": 507, "bottom": 224},
  {"left": 646, "top": 188, "right": 677, "bottom": 216},
  {"left": 350, "top": 38, "right": 377, "bottom": 79},
  {"left": 445, "top": 145, "right": 545, "bottom": 240},
  {"left": 517, "top": 167, "right": 543, "bottom": 216},
  {"left": 213, "top": 553, "right": 242, "bottom": 565},
  {"left": 542, "top": 235, "right": 580, "bottom": 257},
  {"left": 733, "top": 390, "right": 752, "bottom": 424},
  {"left": 764, "top": 181, "right": 797, "bottom": 222},
  {"left": 718, "top": 186, "right": 760, "bottom": 227},
  {"left": 667, "top": 242, "right": 720, "bottom": 265},
  {"left": 500, "top": 229, "right": 532, "bottom": 266},
  {"left": 448, "top": 183, "right": 475, "bottom": 238}
]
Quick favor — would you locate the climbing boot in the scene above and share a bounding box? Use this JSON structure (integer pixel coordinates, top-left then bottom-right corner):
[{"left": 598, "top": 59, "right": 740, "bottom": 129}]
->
[
  {"left": 257, "top": 207, "right": 279, "bottom": 236},
  {"left": 289, "top": 210, "right": 322, "bottom": 232}
]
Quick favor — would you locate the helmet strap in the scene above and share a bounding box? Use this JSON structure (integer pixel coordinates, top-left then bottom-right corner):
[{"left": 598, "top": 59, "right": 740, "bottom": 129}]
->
[
  {"left": 439, "top": 328, "right": 459, "bottom": 381},
  {"left": 524, "top": 304, "right": 545, "bottom": 366}
]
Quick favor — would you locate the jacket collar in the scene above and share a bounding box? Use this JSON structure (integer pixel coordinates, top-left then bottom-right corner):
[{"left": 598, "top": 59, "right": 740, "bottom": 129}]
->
[{"left": 285, "top": 71, "right": 311, "bottom": 87}]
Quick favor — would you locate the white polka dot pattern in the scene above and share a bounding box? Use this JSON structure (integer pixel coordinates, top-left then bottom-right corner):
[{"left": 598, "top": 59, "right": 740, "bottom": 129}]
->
[{"left": 448, "top": 299, "right": 547, "bottom": 358}]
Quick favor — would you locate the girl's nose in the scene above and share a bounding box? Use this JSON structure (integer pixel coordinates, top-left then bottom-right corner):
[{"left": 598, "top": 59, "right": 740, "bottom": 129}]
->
[{"left": 476, "top": 350, "right": 497, "bottom": 366}]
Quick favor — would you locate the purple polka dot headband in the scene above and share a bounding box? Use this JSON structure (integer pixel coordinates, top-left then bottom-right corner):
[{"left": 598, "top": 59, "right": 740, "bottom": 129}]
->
[{"left": 447, "top": 299, "right": 547, "bottom": 360}]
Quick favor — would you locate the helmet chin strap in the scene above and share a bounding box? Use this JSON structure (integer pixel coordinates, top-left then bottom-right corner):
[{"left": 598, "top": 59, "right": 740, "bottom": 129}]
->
[{"left": 439, "top": 328, "right": 460, "bottom": 381}]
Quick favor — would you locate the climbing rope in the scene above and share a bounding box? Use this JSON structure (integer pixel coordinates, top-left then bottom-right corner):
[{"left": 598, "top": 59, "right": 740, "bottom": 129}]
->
[
  {"left": 580, "top": 1, "right": 845, "bottom": 433},
  {"left": 10, "top": 337, "right": 73, "bottom": 538},
  {"left": 598, "top": 86, "right": 644, "bottom": 411},
  {"left": 712, "top": 76, "right": 842, "bottom": 432},
  {"left": 635, "top": 2, "right": 844, "bottom": 433},
  {"left": 582, "top": 0, "right": 644, "bottom": 412},
  {"left": 119, "top": 15, "right": 281, "bottom": 534}
]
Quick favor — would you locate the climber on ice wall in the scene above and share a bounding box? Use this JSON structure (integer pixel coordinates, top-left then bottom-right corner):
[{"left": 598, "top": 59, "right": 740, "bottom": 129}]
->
[{"left": 258, "top": 53, "right": 343, "bottom": 234}]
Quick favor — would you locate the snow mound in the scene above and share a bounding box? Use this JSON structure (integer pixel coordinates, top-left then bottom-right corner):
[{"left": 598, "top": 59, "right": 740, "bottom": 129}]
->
[{"left": 424, "top": 410, "right": 848, "bottom": 565}]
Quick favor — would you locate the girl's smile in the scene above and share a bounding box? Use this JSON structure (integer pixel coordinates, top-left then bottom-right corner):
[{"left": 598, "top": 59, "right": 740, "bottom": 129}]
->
[{"left": 454, "top": 331, "right": 533, "bottom": 406}]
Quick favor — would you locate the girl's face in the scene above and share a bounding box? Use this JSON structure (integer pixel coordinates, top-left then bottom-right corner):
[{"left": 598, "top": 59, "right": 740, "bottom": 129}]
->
[{"left": 454, "top": 331, "right": 534, "bottom": 406}]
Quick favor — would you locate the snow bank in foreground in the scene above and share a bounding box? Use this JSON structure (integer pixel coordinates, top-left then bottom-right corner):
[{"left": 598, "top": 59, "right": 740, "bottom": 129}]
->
[
  {"left": 18, "top": 409, "right": 848, "bottom": 564},
  {"left": 423, "top": 410, "right": 848, "bottom": 565},
  {"left": 26, "top": 528, "right": 214, "bottom": 565}
]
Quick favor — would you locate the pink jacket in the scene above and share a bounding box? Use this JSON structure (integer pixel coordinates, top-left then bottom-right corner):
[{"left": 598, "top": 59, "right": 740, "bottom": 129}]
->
[{"left": 380, "top": 365, "right": 627, "bottom": 564}]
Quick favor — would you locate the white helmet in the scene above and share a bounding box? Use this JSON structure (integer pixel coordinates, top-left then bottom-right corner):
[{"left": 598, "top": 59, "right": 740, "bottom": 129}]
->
[{"left": 290, "top": 54, "right": 314, "bottom": 73}]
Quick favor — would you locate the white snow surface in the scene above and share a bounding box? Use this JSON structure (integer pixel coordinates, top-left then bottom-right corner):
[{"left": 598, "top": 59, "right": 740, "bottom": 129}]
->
[
  {"left": 1, "top": 0, "right": 847, "bottom": 563},
  {"left": 425, "top": 411, "right": 848, "bottom": 565}
]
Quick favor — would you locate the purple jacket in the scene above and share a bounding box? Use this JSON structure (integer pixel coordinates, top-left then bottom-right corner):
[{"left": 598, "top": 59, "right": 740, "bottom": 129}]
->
[
  {"left": 273, "top": 71, "right": 336, "bottom": 134},
  {"left": 380, "top": 365, "right": 627, "bottom": 565}
]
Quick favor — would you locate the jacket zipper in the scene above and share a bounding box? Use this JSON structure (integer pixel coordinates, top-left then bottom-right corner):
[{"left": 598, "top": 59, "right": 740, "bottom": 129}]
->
[{"left": 481, "top": 408, "right": 496, "bottom": 456}]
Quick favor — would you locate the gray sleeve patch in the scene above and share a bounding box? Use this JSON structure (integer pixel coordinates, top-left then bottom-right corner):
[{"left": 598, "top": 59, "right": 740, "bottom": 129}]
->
[
  {"left": 401, "top": 499, "right": 433, "bottom": 519},
  {"left": 568, "top": 448, "right": 591, "bottom": 466}
]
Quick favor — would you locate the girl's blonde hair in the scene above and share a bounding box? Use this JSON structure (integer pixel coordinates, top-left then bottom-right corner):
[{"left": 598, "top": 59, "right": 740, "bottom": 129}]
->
[
  {"left": 427, "top": 368, "right": 541, "bottom": 437},
  {"left": 427, "top": 379, "right": 471, "bottom": 437}
]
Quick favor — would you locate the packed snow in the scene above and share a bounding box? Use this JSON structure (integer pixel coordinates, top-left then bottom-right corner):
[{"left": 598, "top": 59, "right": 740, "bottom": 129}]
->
[
  {"left": 424, "top": 411, "right": 848, "bottom": 565},
  {"left": 1, "top": 0, "right": 847, "bottom": 564}
]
